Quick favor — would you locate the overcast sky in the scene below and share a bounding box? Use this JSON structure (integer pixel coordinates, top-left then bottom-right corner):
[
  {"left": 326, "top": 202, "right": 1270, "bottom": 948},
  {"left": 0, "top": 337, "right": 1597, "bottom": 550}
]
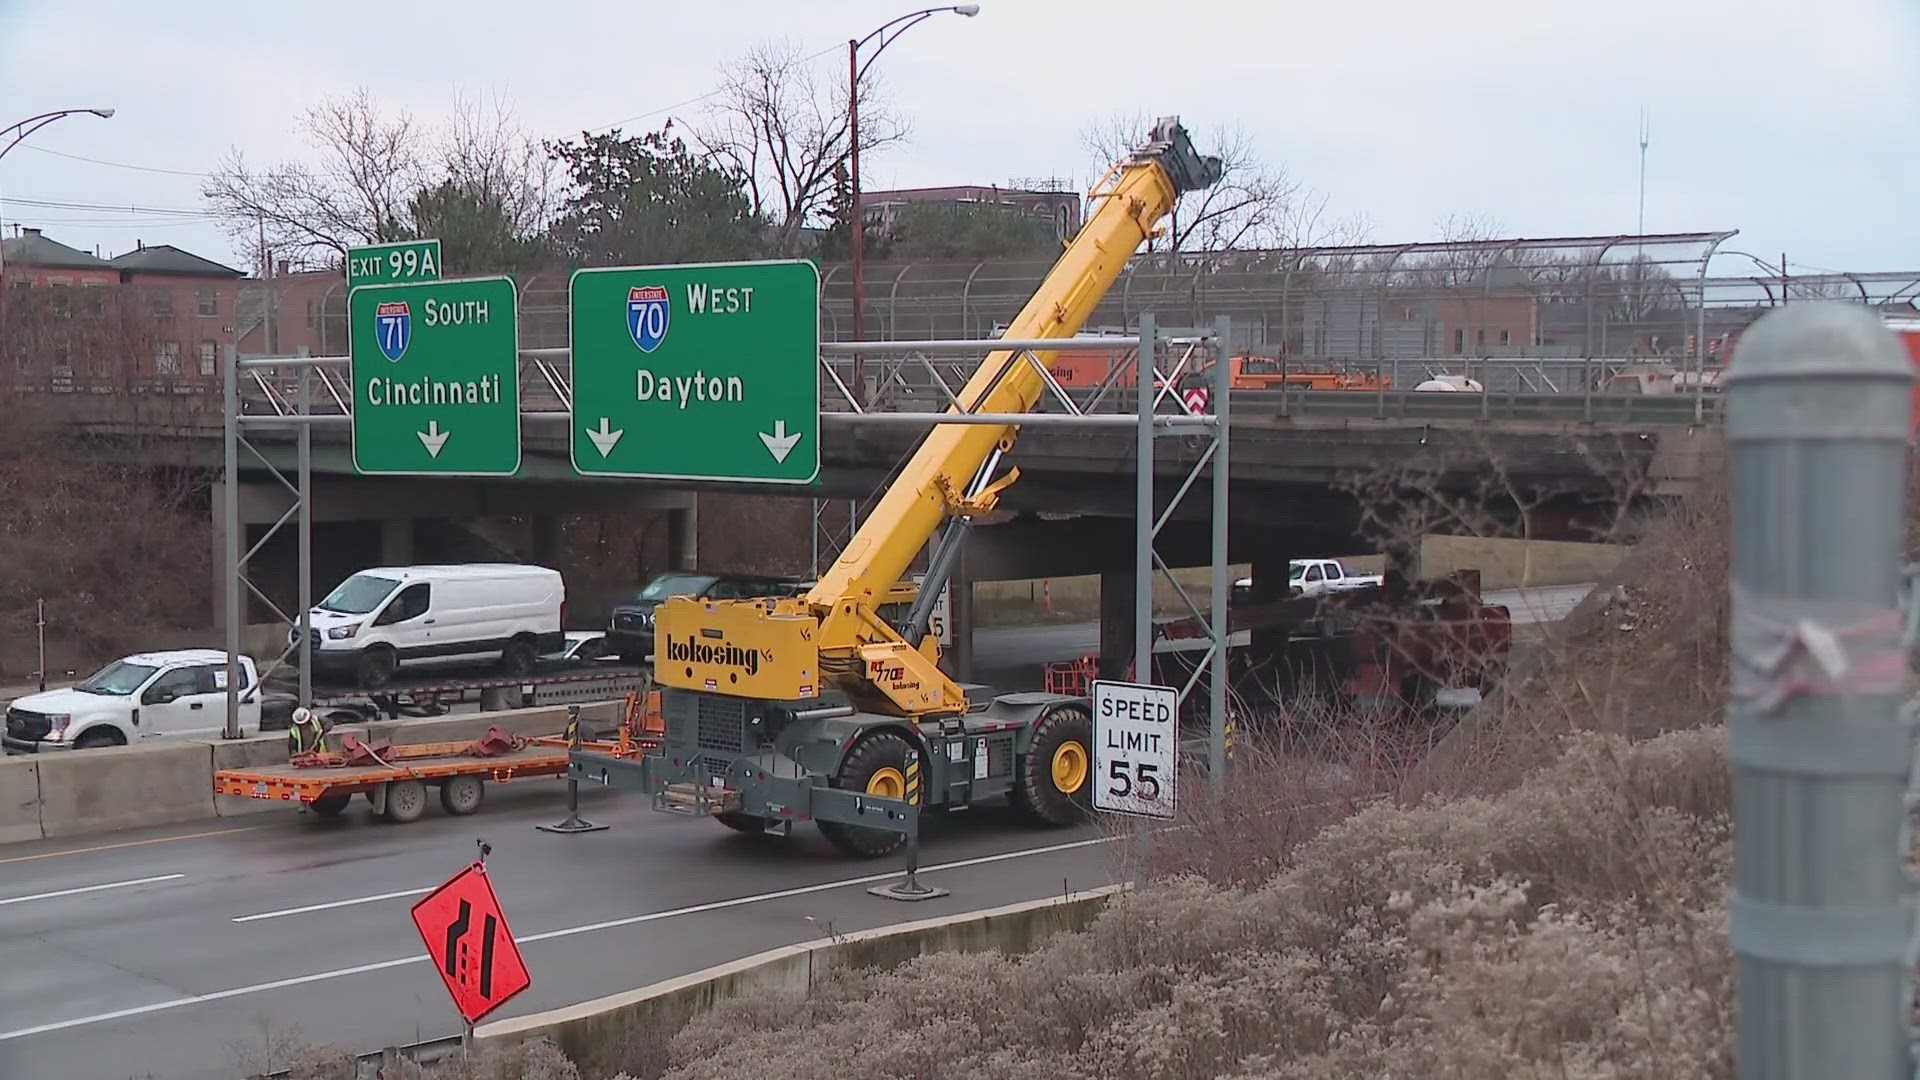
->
[{"left": 2, "top": 0, "right": 1916, "bottom": 276}]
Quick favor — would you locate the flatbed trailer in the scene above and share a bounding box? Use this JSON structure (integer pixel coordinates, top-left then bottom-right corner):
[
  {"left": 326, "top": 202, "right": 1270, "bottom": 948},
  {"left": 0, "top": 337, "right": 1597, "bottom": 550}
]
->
[
  {"left": 218, "top": 697, "right": 663, "bottom": 823},
  {"left": 270, "top": 662, "right": 652, "bottom": 724}
]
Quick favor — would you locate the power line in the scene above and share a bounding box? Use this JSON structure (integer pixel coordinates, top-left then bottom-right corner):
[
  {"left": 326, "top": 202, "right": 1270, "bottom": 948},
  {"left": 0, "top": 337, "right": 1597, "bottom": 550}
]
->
[
  {"left": 583, "top": 41, "right": 843, "bottom": 134},
  {"left": 18, "top": 143, "right": 207, "bottom": 177},
  {"left": 4, "top": 195, "right": 217, "bottom": 217}
]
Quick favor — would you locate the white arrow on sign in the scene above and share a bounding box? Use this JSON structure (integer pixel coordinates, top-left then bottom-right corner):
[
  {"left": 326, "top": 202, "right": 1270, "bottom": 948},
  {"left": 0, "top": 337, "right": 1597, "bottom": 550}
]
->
[
  {"left": 586, "top": 417, "right": 624, "bottom": 457},
  {"left": 758, "top": 419, "right": 803, "bottom": 463},
  {"left": 417, "top": 420, "right": 450, "bottom": 458}
]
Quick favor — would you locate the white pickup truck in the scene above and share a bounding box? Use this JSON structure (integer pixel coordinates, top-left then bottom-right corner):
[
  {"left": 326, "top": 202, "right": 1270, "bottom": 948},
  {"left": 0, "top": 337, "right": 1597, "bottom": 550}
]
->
[
  {"left": 1289, "top": 558, "right": 1383, "bottom": 597},
  {"left": 2, "top": 650, "right": 265, "bottom": 753},
  {"left": 1231, "top": 559, "right": 1384, "bottom": 603}
]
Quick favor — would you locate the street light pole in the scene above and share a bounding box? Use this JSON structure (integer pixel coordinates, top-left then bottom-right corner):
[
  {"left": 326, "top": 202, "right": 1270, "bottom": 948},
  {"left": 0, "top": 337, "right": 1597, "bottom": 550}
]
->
[
  {"left": 847, "top": 5, "right": 979, "bottom": 403},
  {"left": 0, "top": 107, "right": 114, "bottom": 322}
]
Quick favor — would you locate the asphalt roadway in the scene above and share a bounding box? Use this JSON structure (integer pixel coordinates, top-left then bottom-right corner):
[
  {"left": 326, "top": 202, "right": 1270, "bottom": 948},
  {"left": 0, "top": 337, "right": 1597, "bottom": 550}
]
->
[{"left": 0, "top": 784, "right": 1117, "bottom": 1080}]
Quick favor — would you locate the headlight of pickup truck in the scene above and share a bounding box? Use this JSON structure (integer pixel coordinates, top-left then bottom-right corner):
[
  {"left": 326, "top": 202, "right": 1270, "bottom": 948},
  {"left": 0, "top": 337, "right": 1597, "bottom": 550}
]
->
[
  {"left": 49, "top": 714, "right": 70, "bottom": 737},
  {"left": 327, "top": 624, "right": 360, "bottom": 640}
]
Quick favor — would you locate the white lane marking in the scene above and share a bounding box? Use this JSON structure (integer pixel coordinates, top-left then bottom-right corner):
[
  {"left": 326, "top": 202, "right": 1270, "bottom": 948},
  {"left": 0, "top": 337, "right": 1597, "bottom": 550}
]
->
[
  {"left": 0, "top": 834, "right": 1113, "bottom": 1043},
  {"left": 231, "top": 887, "right": 434, "bottom": 923},
  {"left": 0, "top": 873, "right": 185, "bottom": 908}
]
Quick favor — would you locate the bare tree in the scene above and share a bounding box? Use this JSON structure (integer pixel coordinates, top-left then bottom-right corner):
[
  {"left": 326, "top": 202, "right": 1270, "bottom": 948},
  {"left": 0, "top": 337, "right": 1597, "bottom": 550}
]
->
[
  {"left": 440, "top": 90, "right": 557, "bottom": 238},
  {"left": 202, "top": 88, "right": 431, "bottom": 269},
  {"left": 1081, "top": 113, "right": 1302, "bottom": 262},
  {"left": 693, "top": 38, "right": 908, "bottom": 256},
  {"left": 202, "top": 88, "right": 556, "bottom": 271}
]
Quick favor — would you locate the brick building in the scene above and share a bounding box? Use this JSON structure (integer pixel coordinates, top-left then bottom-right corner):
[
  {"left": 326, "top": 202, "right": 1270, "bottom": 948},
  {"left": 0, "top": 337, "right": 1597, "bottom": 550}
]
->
[
  {"left": 860, "top": 184, "right": 1083, "bottom": 243},
  {"left": 0, "top": 228, "right": 346, "bottom": 380},
  {"left": 108, "top": 242, "right": 245, "bottom": 377}
]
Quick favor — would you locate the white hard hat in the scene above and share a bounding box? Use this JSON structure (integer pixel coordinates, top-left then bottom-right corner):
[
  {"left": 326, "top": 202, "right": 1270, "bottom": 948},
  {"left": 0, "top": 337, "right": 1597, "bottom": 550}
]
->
[{"left": 292, "top": 707, "right": 314, "bottom": 725}]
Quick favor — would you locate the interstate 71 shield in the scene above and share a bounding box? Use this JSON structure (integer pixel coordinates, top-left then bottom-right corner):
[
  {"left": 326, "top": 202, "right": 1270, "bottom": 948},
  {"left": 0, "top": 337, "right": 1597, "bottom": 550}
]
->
[
  {"left": 626, "top": 285, "right": 669, "bottom": 353},
  {"left": 374, "top": 301, "right": 412, "bottom": 362}
]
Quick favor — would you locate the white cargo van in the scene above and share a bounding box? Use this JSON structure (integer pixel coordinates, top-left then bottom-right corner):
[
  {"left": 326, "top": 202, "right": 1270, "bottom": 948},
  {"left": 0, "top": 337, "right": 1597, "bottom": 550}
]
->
[{"left": 300, "top": 564, "right": 565, "bottom": 688}]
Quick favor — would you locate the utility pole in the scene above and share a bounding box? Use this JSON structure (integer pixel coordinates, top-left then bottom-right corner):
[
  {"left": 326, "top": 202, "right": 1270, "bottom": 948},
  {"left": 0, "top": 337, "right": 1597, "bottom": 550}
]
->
[{"left": 1636, "top": 107, "right": 1649, "bottom": 238}]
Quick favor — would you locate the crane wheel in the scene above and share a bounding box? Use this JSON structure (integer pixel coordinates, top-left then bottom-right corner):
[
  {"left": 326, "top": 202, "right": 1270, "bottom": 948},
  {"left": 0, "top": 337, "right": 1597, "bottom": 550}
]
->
[
  {"left": 819, "top": 731, "right": 920, "bottom": 858},
  {"left": 1012, "top": 704, "right": 1094, "bottom": 828}
]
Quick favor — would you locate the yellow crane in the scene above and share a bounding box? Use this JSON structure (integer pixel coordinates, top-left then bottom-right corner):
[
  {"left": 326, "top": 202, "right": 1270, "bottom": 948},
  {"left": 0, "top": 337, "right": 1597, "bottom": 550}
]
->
[{"left": 570, "top": 118, "right": 1221, "bottom": 856}]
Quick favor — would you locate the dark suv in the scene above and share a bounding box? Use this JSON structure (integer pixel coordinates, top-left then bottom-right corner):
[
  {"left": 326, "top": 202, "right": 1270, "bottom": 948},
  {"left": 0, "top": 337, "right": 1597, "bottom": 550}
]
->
[{"left": 606, "top": 572, "right": 805, "bottom": 665}]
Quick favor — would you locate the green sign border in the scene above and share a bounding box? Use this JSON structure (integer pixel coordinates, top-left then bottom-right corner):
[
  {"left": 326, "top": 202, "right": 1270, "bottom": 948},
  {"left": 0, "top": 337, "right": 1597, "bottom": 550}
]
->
[
  {"left": 347, "top": 238, "right": 444, "bottom": 287},
  {"left": 348, "top": 273, "right": 523, "bottom": 479},
  {"left": 566, "top": 258, "right": 822, "bottom": 485}
]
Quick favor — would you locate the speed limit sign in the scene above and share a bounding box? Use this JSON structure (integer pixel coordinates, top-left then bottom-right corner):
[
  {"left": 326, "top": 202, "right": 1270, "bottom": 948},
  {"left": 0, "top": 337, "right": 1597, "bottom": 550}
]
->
[{"left": 1091, "top": 679, "right": 1177, "bottom": 819}]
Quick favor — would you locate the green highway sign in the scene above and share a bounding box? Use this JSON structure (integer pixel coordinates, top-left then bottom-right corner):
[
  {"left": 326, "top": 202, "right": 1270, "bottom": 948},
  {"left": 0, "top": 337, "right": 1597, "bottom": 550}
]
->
[
  {"left": 569, "top": 259, "right": 820, "bottom": 484},
  {"left": 349, "top": 276, "right": 521, "bottom": 476},
  {"left": 348, "top": 239, "right": 443, "bottom": 287}
]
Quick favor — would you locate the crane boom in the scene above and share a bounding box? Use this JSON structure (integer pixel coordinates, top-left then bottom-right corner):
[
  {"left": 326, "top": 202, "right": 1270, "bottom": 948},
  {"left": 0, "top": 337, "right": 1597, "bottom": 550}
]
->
[
  {"left": 576, "top": 117, "right": 1222, "bottom": 860},
  {"left": 652, "top": 118, "right": 1220, "bottom": 718}
]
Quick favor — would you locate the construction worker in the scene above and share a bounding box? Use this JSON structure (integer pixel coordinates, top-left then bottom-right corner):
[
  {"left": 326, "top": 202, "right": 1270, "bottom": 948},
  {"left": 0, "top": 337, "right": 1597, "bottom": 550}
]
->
[{"left": 286, "top": 707, "right": 327, "bottom": 758}]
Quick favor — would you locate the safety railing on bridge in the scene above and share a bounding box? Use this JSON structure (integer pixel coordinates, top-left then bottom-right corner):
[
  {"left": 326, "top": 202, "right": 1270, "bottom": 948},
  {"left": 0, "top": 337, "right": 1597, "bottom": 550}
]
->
[{"left": 12, "top": 348, "right": 1723, "bottom": 429}]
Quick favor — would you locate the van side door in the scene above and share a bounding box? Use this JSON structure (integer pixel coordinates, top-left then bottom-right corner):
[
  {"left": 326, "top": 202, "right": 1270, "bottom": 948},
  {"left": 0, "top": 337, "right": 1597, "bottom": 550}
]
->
[{"left": 372, "top": 583, "right": 435, "bottom": 667}]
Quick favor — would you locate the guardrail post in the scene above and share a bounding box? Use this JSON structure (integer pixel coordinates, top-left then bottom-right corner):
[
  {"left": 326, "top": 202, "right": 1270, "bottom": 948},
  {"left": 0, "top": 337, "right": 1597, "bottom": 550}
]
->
[
  {"left": 1724, "top": 302, "right": 1915, "bottom": 1079},
  {"left": 537, "top": 705, "right": 609, "bottom": 835}
]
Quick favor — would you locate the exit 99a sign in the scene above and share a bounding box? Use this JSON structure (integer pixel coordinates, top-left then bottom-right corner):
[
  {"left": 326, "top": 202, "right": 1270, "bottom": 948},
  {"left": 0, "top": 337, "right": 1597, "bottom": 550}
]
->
[{"left": 1091, "top": 679, "right": 1177, "bottom": 820}]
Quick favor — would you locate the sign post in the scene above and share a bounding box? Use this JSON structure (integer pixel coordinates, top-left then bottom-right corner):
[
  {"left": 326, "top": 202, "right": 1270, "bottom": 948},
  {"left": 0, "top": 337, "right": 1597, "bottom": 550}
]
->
[
  {"left": 347, "top": 238, "right": 442, "bottom": 288},
  {"left": 349, "top": 275, "right": 521, "bottom": 476},
  {"left": 1092, "top": 678, "right": 1178, "bottom": 890},
  {"left": 568, "top": 259, "right": 820, "bottom": 484},
  {"left": 410, "top": 847, "right": 530, "bottom": 1038}
]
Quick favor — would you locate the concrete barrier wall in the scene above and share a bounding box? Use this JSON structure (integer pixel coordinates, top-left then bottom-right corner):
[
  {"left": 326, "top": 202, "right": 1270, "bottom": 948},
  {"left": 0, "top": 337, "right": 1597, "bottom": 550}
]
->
[
  {"left": 0, "top": 758, "right": 43, "bottom": 844},
  {"left": 474, "top": 885, "right": 1126, "bottom": 1065},
  {"left": 3, "top": 701, "right": 620, "bottom": 846},
  {"left": 35, "top": 742, "right": 216, "bottom": 839}
]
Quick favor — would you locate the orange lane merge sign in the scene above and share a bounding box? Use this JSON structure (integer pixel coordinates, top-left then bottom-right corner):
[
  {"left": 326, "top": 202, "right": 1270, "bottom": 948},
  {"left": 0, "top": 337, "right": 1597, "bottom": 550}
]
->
[{"left": 410, "top": 860, "right": 531, "bottom": 1025}]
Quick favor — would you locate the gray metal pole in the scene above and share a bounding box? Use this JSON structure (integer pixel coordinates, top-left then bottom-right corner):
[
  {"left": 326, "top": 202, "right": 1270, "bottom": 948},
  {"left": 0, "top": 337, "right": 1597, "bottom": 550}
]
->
[
  {"left": 222, "top": 342, "right": 242, "bottom": 740},
  {"left": 1134, "top": 312, "right": 1156, "bottom": 688},
  {"left": 297, "top": 357, "right": 312, "bottom": 710},
  {"left": 1723, "top": 302, "right": 1914, "bottom": 1080},
  {"left": 1208, "top": 315, "right": 1230, "bottom": 805},
  {"left": 1134, "top": 312, "right": 1156, "bottom": 892}
]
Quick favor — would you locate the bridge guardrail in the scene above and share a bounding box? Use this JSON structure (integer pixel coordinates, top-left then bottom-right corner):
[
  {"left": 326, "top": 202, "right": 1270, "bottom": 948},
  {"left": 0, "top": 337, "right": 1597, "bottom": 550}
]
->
[{"left": 8, "top": 371, "right": 1722, "bottom": 428}]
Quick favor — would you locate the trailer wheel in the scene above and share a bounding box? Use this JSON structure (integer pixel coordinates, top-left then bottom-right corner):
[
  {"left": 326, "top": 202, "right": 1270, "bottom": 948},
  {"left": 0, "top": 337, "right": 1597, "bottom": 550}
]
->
[
  {"left": 357, "top": 646, "right": 398, "bottom": 689},
  {"left": 716, "top": 812, "right": 772, "bottom": 834},
  {"left": 439, "top": 776, "right": 485, "bottom": 816},
  {"left": 818, "top": 731, "right": 919, "bottom": 858},
  {"left": 1011, "top": 704, "right": 1094, "bottom": 828},
  {"left": 382, "top": 779, "right": 427, "bottom": 824},
  {"left": 310, "top": 793, "right": 351, "bottom": 817}
]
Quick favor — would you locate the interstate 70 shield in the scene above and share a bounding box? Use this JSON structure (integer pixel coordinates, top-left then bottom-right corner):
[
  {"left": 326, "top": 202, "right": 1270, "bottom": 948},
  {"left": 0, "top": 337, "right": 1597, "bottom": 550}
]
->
[{"left": 626, "top": 285, "right": 670, "bottom": 353}]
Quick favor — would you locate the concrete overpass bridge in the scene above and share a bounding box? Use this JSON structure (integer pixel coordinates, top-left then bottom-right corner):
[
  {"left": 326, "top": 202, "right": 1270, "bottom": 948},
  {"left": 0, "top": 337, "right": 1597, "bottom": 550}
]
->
[{"left": 24, "top": 351, "right": 1718, "bottom": 670}]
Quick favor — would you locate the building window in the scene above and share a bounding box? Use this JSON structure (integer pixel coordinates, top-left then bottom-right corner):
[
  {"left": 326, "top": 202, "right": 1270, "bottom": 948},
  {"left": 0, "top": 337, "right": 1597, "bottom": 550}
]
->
[
  {"left": 155, "top": 342, "right": 180, "bottom": 375},
  {"left": 1499, "top": 329, "right": 1512, "bottom": 346},
  {"left": 151, "top": 290, "right": 174, "bottom": 317},
  {"left": 52, "top": 344, "right": 73, "bottom": 378},
  {"left": 49, "top": 285, "right": 72, "bottom": 320},
  {"left": 199, "top": 341, "right": 217, "bottom": 376},
  {"left": 196, "top": 288, "right": 217, "bottom": 317},
  {"left": 1452, "top": 328, "right": 1466, "bottom": 355}
]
